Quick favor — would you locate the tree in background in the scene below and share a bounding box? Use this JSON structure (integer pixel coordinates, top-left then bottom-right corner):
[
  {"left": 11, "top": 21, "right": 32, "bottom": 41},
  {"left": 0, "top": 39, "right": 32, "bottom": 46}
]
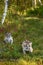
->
[{"left": 32, "top": 0, "right": 43, "bottom": 8}]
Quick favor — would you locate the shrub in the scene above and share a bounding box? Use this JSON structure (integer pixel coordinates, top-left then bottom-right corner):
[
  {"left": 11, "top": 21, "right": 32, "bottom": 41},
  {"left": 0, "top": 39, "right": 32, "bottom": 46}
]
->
[
  {"left": 26, "top": 6, "right": 43, "bottom": 17},
  {"left": 38, "top": 6, "right": 43, "bottom": 18},
  {"left": 26, "top": 8, "right": 38, "bottom": 17}
]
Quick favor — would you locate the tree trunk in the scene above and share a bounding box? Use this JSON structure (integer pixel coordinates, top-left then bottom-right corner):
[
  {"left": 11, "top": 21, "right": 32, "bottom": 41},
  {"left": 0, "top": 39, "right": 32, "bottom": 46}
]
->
[
  {"left": 39, "top": 0, "right": 42, "bottom": 5},
  {"left": 32, "top": 0, "right": 37, "bottom": 8}
]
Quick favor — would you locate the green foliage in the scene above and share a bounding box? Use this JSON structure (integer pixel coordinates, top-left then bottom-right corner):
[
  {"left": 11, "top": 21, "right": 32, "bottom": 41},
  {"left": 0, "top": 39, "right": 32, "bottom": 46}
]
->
[
  {"left": 38, "top": 6, "right": 43, "bottom": 17},
  {"left": 26, "top": 6, "right": 43, "bottom": 17},
  {"left": 26, "top": 8, "right": 38, "bottom": 17}
]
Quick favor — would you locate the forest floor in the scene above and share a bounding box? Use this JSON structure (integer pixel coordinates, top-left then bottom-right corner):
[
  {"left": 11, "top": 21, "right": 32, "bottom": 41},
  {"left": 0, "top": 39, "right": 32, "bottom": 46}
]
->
[{"left": 0, "top": 17, "right": 43, "bottom": 65}]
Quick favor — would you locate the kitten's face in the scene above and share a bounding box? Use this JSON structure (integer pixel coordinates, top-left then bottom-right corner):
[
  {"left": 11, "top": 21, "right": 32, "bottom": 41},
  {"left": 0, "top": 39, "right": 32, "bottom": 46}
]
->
[
  {"left": 25, "top": 40, "right": 30, "bottom": 44},
  {"left": 6, "top": 33, "right": 11, "bottom": 37}
]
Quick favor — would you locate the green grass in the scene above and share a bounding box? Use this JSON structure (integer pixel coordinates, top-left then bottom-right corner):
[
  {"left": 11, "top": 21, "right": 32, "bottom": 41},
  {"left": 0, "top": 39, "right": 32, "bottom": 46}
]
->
[{"left": 0, "top": 19, "right": 43, "bottom": 60}]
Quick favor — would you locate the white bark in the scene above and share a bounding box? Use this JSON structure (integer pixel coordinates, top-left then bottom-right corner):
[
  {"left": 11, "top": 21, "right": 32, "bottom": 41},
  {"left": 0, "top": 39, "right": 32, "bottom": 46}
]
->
[
  {"left": 32, "top": 0, "right": 37, "bottom": 7},
  {"left": 32, "top": 0, "right": 43, "bottom": 7},
  {"left": 1, "top": 0, "right": 8, "bottom": 24},
  {"left": 35, "top": 0, "right": 37, "bottom": 7},
  {"left": 39, "top": 0, "right": 42, "bottom": 5}
]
